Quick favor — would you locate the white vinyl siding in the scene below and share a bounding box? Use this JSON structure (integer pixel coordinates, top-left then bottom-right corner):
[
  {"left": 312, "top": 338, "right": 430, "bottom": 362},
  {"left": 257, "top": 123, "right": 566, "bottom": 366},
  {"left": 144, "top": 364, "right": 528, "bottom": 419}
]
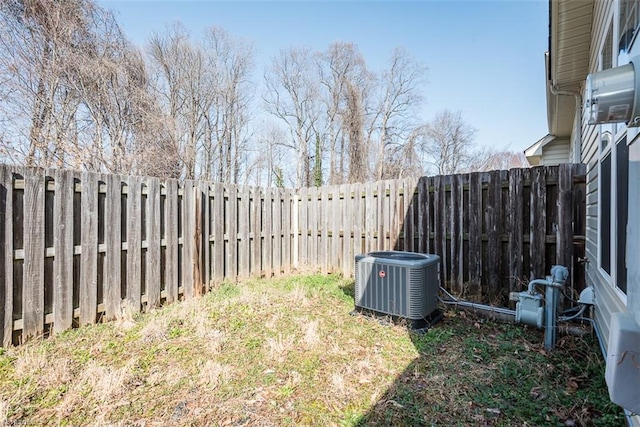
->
[
  {"left": 581, "top": 0, "right": 628, "bottom": 350},
  {"left": 541, "top": 139, "right": 570, "bottom": 165}
]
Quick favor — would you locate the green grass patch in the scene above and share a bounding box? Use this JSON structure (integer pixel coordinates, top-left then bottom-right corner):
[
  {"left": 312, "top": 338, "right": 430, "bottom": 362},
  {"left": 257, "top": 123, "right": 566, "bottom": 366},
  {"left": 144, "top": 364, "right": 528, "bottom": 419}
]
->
[{"left": 0, "top": 274, "right": 624, "bottom": 426}]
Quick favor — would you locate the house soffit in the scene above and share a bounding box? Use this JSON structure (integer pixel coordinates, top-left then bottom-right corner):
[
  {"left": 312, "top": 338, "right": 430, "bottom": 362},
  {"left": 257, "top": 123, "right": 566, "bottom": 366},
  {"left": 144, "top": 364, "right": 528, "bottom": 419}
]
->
[{"left": 547, "top": 0, "right": 594, "bottom": 137}]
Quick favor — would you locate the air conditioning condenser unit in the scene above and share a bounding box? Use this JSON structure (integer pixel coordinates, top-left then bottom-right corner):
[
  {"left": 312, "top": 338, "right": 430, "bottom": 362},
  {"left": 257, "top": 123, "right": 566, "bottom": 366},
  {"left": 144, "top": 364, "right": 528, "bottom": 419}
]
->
[{"left": 354, "top": 251, "right": 440, "bottom": 329}]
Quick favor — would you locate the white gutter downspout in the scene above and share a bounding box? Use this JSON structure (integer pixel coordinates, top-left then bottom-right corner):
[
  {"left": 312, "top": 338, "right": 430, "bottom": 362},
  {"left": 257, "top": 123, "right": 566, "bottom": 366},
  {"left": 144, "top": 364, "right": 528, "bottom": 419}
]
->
[{"left": 549, "top": 83, "right": 583, "bottom": 163}]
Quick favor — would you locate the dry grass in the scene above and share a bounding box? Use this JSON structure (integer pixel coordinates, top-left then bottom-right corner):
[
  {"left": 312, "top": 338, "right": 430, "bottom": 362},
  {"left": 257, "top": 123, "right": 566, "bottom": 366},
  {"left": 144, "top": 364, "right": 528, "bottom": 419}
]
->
[{"left": 0, "top": 274, "right": 624, "bottom": 426}]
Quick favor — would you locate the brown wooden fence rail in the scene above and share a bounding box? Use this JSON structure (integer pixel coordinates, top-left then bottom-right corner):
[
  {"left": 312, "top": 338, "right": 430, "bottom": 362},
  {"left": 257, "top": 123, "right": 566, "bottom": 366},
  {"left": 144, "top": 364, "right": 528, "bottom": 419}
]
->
[{"left": 0, "top": 164, "right": 585, "bottom": 346}]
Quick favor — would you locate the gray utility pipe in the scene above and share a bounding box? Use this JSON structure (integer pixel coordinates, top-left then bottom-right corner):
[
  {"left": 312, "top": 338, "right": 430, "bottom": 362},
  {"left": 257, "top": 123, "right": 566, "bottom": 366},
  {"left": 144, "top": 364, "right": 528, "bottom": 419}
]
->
[
  {"left": 439, "top": 287, "right": 516, "bottom": 320},
  {"left": 439, "top": 265, "right": 571, "bottom": 351}
]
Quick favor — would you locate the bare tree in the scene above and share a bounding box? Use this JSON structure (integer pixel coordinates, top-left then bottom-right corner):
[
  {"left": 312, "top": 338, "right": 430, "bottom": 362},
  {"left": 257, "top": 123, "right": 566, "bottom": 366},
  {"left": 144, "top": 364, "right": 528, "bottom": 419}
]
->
[
  {"left": 147, "top": 24, "right": 255, "bottom": 182},
  {"left": 245, "top": 122, "right": 288, "bottom": 187},
  {"left": 317, "top": 42, "right": 372, "bottom": 184},
  {"left": 369, "top": 47, "right": 428, "bottom": 180},
  {"left": 0, "top": 0, "right": 91, "bottom": 167},
  {"left": 264, "top": 46, "right": 321, "bottom": 188},
  {"left": 148, "top": 22, "right": 211, "bottom": 179},
  {"left": 0, "top": 0, "right": 173, "bottom": 175},
  {"left": 475, "top": 149, "right": 529, "bottom": 171},
  {"left": 419, "top": 110, "right": 477, "bottom": 175},
  {"left": 201, "top": 27, "right": 255, "bottom": 184}
]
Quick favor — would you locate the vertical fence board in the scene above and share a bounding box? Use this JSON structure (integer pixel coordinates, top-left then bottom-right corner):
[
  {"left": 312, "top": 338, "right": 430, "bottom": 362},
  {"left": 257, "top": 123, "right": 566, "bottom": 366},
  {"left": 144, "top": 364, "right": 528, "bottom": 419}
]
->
[
  {"left": 364, "top": 183, "right": 374, "bottom": 252},
  {"left": 468, "top": 173, "right": 482, "bottom": 292},
  {"left": 251, "top": 187, "right": 261, "bottom": 276},
  {"left": 308, "top": 187, "right": 317, "bottom": 267},
  {"left": 486, "top": 171, "right": 502, "bottom": 299},
  {"left": 22, "top": 168, "right": 45, "bottom": 339},
  {"left": 126, "top": 176, "right": 142, "bottom": 310},
  {"left": 298, "top": 188, "right": 308, "bottom": 269},
  {"left": 239, "top": 186, "right": 250, "bottom": 279},
  {"left": 352, "top": 185, "right": 362, "bottom": 258},
  {"left": 385, "top": 180, "right": 394, "bottom": 250},
  {"left": 341, "top": 184, "right": 351, "bottom": 275},
  {"left": 450, "top": 174, "right": 460, "bottom": 291},
  {"left": 200, "top": 183, "right": 211, "bottom": 291},
  {"left": 226, "top": 185, "right": 238, "bottom": 278},
  {"left": 273, "top": 188, "right": 283, "bottom": 275},
  {"left": 319, "top": 187, "right": 328, "bottom": 273},
  {"left": 263, "top": 187, "right": 273, "bottom": 277},
  {"left": 406, "top": 179, "right": 417, "bottom": 252},
  {"left": 53, "top": 170, "right": 74, "bottom": 333},
  {"left": 0, "top": 166, "right": 13, "bottom": 345},
  {"left": 283, "top": 190, "right": 292, "bottom": 274},
  {"left": 456, "top": 174, "right": 467, "bottom": 292},
  {"left": 104, "top": 174, "right": 122, "bottom": 320},
  {"left": 417, "top": 177, "right": 427, "bottom": 253},
  {"left": 165, "top": 179, "right": 178, "bottom": 303},
  {"left": 80, "top": 172, "right": 98, "bottom": 325},
  {"left": 182, "top": 182, "right": 196, "bottom": 298},
  {"left": 146, "top": 178, "right": 161, "bottom": 308},
  {"left": 332, "top": 186, "right": 342, "bottom": 272},
  {"left": 434, "top": 175, "right": 446, "bottom": 285},
  {"left": 212, "top": 184, "right": 224, "bottom": 282},
  {"left": 530, "top": 167, "right": 547, "bottom": 279},
  {"left": 509, "top": 168, "right": 524, "bottom": 292},
  {"left": 557, "top": 164, "right": 574, "bottom": 271},
  {"left": 193, "top": 187, "right": 202, "bottom": 296}
]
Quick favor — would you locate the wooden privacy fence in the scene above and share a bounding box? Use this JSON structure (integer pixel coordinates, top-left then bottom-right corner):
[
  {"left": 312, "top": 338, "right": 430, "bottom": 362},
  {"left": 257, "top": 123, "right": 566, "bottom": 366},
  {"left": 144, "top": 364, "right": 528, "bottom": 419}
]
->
[
  {"left": 296, "top": 163, "right": 586, "bottom": 302},
  {"left": 0, "top": 163, "right": 585, "bottom": 345},
  {"left": 0, "top": 165, "right": 295, "bottom": 346}
]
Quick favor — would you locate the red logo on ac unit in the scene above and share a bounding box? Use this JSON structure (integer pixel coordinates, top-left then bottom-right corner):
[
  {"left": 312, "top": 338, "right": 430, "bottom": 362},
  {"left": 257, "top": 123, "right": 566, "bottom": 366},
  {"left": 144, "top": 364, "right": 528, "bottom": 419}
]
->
[{"left": 379, "top": 270, "right": 386, "bottom": 278}]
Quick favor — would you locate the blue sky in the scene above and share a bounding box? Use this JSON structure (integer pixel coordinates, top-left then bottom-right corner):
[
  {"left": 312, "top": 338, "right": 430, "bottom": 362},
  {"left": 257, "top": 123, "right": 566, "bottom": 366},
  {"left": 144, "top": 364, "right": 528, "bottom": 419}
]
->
[{"left": 101, "top": 0, "right": 549, "bottom": 152}]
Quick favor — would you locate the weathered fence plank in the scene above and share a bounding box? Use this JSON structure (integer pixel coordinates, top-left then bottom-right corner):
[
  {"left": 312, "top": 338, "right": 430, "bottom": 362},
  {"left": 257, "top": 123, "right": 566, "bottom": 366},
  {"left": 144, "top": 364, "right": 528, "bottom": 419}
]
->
[
  {"left": 52, "top": 169, "right": 74, "bottom": 333},
  {"left": 212, "top": 183, "right": 224, "bottom": 282},
  {"left": 126, "top": 176, "right": 142, "bottom": 311},
  {"left": 146, "top": 178, "right": 161, "bottom": 308},
  {"left": 0, "top": 166, "right": 13, "bottom": 346},
  {"left": 80, "top": 172, "right": 98, "bottom": 325},
  {"left": 104, "top": 173, "right": 122, "bottom": 320},
  {"left": 182, "top": 182, "right": 195, "bottom": 299},
  {"left": 164, "top": 179, "right": 178, "bottom": 303},
  {"left": 509, "top": 168, "right": 524, "bottom": 293},
  {"left": 468, "top": 172, "right": 482, "bottom": 292},
  {"left": 239, "top": 186, "right": 250, "bottom": 279},
  {"left": 487, "top": 170, "right": 502, "bottom": 298},
  {"left": 298, "top": 188, "right": 308, "bottom": 268},
  {"left": 273, "top": 188, "right": 282, "bottom": 276},
  {"left": 200, "top": 182, "right": 211, "bottom": 291},
  {"left": 263, "top": 187, "right": 273, "bottom": 277},
  {"left": 251, "top": 187, "right": 261, "bottom": 276},
  {"left": 530, "top": 167, "right": 547, "bottom": 279},
  {"left": 283, "top": 190, "right": 292, "bottom": 274},
  {"left": 22, "top": 168, "right": 45, "bottom": 339}
]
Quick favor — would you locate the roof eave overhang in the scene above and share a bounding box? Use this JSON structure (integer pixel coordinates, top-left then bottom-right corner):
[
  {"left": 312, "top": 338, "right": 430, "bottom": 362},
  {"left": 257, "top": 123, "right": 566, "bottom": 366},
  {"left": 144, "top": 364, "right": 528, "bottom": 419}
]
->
[{"left": 546, "top": 0, "right": 594, "bottom": 137}]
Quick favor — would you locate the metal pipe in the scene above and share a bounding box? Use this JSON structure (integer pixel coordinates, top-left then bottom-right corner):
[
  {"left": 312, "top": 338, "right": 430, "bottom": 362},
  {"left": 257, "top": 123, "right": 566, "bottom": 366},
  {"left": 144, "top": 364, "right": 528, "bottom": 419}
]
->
[
  {"left": 439, "top": 287, "right": 516, "bottom": 317},
  {"left": 527, "top": 278, "right": 552, "bottom": 294},
  {"left": 559, "top": 305, "right": 587, "bottom": 322},
  {"left": 545, "top": 285, "right": 559, "bottom": 350},
  {"left": 549, "top": 83, "right": 582, "bottom": 163}
]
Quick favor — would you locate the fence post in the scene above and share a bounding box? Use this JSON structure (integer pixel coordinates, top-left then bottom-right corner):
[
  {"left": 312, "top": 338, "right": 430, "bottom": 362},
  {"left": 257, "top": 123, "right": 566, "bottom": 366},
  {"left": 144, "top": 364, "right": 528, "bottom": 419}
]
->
[{"left": 0, "top": 165, "right": 12, "bottom": 346}]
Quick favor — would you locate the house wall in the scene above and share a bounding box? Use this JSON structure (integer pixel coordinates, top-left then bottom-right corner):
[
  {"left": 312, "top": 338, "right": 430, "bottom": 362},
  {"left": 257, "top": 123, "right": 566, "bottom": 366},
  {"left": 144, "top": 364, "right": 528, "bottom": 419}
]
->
[
  {"left": 542, "top": 138, "right": 570, "bottom": 165},
  {"left": 580, "top": 0, "right": 627, "bottom": 351}
]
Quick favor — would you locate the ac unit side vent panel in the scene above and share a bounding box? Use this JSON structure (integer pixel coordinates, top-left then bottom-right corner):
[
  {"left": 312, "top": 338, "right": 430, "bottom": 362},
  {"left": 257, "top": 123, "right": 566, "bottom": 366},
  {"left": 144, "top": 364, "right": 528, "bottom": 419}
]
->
[{"left": 354, "top": 251, "right": 440, "bottom": 321}]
